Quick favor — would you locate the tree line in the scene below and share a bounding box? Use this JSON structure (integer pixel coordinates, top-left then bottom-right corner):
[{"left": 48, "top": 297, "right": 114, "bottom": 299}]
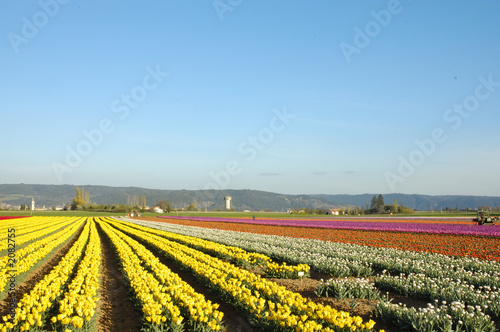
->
[
  {"left": 69, "top": 187, "right": 179, "bottom": 213},
  {"left": 70, "top": 187, "right": 150, "bottom": 212},
  {"left": 367, "top": 194, "right": 414, "bottom": 214},
  {"left": 293, "top": 195, "right": 414, "bottom": 215}
]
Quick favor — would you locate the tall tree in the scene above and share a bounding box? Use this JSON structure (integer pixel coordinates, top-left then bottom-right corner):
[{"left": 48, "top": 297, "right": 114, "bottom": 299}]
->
[
  {"left": 370, "top": 195, "right": 378, "bottom": 211},
  {"left": 375, "top": 194, "right": 384, "bottom": 213},
  {"left": 377, "top": 194, "right": 385, "bottom": 208},
  {"left": 393, "top": 198, "right": 398, "bottom": 214},
  {"left": 370, "top": 194, "right": 385, "bottom": 214},
  {"left": 157, "top": 200, "right": 167, "bottom": 211},
  {"left": 141, "top": 195, "right": 147, "bottom": 209},
  {"left": 187, "top": 201, "right": 197, "bottom": 211},
  {"left": 128, "top": 195, "right": 140, "bottom": 207},
  {"left": 71, "top": 186, "right": 87, "bottom": 210},
  {"left": 157, "top": 200, "right": 172, "bottom": 213},
  {"left": 84, "top": 191, "right": 90, "bottom": 205}
]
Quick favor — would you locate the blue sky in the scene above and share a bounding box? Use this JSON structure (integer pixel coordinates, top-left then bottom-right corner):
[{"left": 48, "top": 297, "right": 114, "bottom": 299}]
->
[{"left": 1, "top": 1, "right": 499, "bottom": 196}]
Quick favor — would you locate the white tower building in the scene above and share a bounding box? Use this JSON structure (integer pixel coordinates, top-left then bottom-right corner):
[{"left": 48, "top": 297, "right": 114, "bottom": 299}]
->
[
  {"left": 224, "top": 196, "right": 231, "bottom": 211},
  {"left": 31, "top": 197, "right": 35, "bottom": 211}
]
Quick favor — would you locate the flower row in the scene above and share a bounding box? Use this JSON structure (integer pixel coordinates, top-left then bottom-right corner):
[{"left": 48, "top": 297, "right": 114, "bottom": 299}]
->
[
  {"left": 150, "top": 216, "right": 500, "bottom": 260},
  {"left": 375, "top": 272, "right": 500, "bottom": 320},
  {"left": 0, "top": 217, "right": 32, "bottom": 234},
  {"left": 0, "top": 217, "right": 92, "bottom": 332},
  {"left": 314, "top": 277, "right": 497, "bottom": 331},
  {"left": 114, "top": 218, "right": 270, "bottom": 267},
  {"left": 0, "top": 217, "right": 33, "bottom": 233},
  {"left": 0, "top": 217, "right": 75, "bottom": 253},
  {"left": 115, "top": 217, "right": 310, "bottom": 278},
  {"left": 0, "top": 218, "right": 84, "bottom": 296},
  {"left": 99, "top": 218, "right": 224, "bottom": 331},
  {"left": 375, "top": 299, "right": 496, "bottom": 332},
  {"left": 158, "top": 216, "right": 500, "bottom": 237},
  {"left": 128, "top": 218, "right": 500, "bottom": 330},
  {"left": 112, "top": 218, "right": 378, "bottom": 332},
  {"left": 51, "top": 218, "right": 101, "bottom": 331},
  {"left": 315, "top": 278, "right": 381, "bottom": 300},
  {"left": 0, "top": 217, "right": 26, "bottom": 221},
  {"left": 263, "top": 261, "right": 311, "bottom": 279},
  {"left": 127, "top": 218, "right": 374, "bottom": 277},
  {"left": 130, "top": 218, "right": 500, "bottom": 286}
]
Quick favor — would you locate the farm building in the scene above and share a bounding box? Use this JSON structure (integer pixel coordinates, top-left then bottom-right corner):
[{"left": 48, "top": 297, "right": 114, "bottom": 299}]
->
[
  {"left": 152, "top": 207, "right": 164, "bottom": 213},
  {"left": 327, "top": 208, "right": 343, "bottom": 215}
]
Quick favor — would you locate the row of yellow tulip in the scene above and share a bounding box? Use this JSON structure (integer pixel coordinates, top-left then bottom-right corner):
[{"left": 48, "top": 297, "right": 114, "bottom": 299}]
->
[
  {"left": 114, "top": 218, "right": 310, "bottom": 278},
  {"left": 99, "top": 218, "right": 224, "bottom": 331},
  {"left": 109, "top": 219, "right": 378, "bottom": 332},
  {"left": 0, "top": 217, "right": 74, "bottom": 253},
  {"left": 0, "top": 217, "right": 78, "bottom": 258},
  {"left": 0, "top": 217, "right": 32, "bottom": 234},
  {"left": 0, "top": 217, "right": 34, "bottom": 231},
  {"left": 51, "top": 218, "right": 101, "bottom": 331},
  {"left": 113, "top": 218, "right": 270, "bottom": 267},
  {"left": 0, "top": 217, "right": 32, "bottom": 253},
  {"left": 0, "top": 218, "right": 84, "bottom": 296},
  {"left": 0, "top": 218, "right": 92, "bottom": 332},
  {"left": 263, "top": 261, "right": 311, "bottom": 279}
]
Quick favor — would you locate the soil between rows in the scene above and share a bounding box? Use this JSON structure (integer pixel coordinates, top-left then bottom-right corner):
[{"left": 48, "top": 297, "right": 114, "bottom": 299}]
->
[{"left": 95, "top": 222, "right": 142, "bottom": 332}]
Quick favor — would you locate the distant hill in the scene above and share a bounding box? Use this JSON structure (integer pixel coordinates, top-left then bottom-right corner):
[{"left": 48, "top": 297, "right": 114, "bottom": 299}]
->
[
  {"left": 0, "top": 184, "right": 333, "bottom": 211},
  {"left": 311, "top": 194, "right": 500, "bottom": 211},
  {"left": 1, "top": 184, "right": 499, "bottom": 211}
]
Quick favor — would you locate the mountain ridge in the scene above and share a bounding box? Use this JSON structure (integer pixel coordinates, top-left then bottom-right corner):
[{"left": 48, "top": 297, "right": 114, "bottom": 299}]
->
[{"left": 1, "top": 184, "right": 499, "bottom": 211}]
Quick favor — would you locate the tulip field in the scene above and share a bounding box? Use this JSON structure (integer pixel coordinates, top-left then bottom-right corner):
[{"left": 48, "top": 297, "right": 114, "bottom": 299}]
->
[
  {"left": 0, "top": 214, "right": 498, "bottom": 332},
  {"left": 156, "top": 216, "right": 500, "bottom": 261}
]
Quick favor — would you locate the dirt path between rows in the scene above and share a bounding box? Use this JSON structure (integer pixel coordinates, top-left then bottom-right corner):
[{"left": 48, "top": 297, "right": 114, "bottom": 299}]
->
[{"left": 95, "top": 222, "right": 142, "bottom": 332}]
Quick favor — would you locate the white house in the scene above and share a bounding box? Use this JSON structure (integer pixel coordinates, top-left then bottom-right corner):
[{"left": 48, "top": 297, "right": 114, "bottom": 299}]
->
[
  {"left": 152, "top": 207, "right": 164, "bottom": 213},
  {"left": 327, "top": 208, "right": 343, "bottom": 215}
]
